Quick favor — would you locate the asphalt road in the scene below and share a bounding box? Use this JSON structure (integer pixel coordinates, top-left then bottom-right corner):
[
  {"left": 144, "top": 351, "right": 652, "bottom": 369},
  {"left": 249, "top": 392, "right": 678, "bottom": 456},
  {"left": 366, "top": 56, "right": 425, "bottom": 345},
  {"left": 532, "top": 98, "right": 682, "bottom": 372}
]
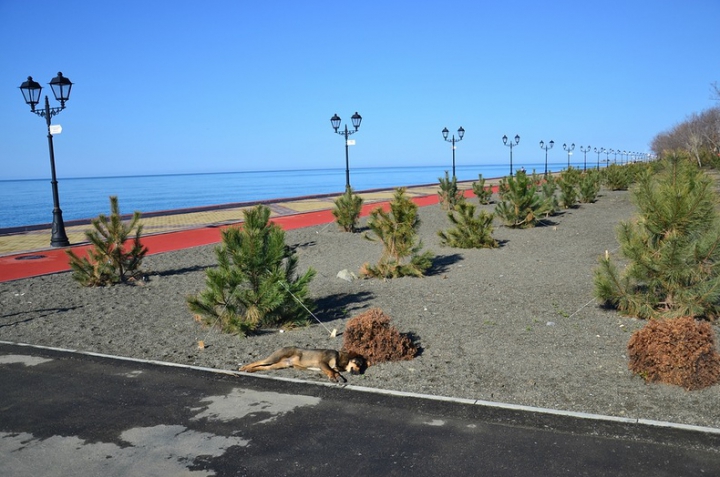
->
[{"left": 1, "top": 342, "right": 719, "bottom": 476}]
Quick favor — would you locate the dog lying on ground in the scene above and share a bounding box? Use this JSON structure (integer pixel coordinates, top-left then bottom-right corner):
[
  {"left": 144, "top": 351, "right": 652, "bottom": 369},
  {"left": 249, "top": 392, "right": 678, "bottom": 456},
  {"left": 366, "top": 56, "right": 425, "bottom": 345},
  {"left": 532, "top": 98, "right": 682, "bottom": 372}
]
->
[{"left": 239, "top": 347, "right": 365, "bottom": 382}]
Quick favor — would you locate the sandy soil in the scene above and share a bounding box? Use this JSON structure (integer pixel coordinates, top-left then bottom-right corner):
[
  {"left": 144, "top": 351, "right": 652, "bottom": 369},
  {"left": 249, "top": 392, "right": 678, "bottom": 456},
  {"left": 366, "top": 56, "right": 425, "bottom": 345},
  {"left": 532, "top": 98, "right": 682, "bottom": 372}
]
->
[{"left": 2, "top": 188, "right": 719, "bottom": 429}]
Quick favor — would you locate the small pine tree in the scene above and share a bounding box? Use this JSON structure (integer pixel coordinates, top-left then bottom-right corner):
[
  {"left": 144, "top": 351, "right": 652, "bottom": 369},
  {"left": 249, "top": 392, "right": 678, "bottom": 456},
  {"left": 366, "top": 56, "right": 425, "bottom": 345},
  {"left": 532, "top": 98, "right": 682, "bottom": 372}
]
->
[
  {"left": 187, "top": 205, "right": 316, "bottom": 335},
  {"left": 579, "top": 170, "right": 601, "bottom": 203},
  {"left": 540, "top": 174, "right": 559, "bottom": 216},
  {"left": 594, "top": 154, "right": 720, "bottom": 320},
  {"left": 332, "top": 186, "right": 364, "bottom": 232},
  {"left": 529, "top": 169, "right": 543, "bottom": 186},
  {"left": 494, "top": 171, "right": 553, "bottom": 228},
  {"left": 66, "top": 196, "right": 147, "bottom": 286},
  {"left": 557, "top": 167, "right": 580, "bottom": 208},
  {"left": 437, "top": 171, "right": 465, "bottom": 210},
  {"left": 438, "top": 202, "right": 498, "bottom": 249},
  {"left": 472, "top": 174, "right": 493, "bottom": 204},
  {"left": 361, "top": 188, "right": 434, "bottom": 278},
  {"left": 602, "top": 163, "right": 632, "bottom": 190}
]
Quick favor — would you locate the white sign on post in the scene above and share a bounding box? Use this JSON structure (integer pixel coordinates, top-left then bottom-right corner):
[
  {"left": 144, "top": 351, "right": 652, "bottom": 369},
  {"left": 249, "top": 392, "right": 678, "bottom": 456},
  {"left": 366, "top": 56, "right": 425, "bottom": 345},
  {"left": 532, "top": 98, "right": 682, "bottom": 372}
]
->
[
  {"left": 346, "top": 139, "right": 356, "bottom": 146},
  {"left": 49, "top": 125, "right": 62, "bottom": 135}
]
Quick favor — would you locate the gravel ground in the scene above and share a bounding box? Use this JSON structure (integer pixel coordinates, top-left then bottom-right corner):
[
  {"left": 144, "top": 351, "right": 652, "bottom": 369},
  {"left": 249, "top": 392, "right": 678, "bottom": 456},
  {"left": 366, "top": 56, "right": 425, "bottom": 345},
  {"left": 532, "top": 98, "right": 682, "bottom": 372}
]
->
[{"left": 2, "top": 188, "right": 720, "bottom": 429}]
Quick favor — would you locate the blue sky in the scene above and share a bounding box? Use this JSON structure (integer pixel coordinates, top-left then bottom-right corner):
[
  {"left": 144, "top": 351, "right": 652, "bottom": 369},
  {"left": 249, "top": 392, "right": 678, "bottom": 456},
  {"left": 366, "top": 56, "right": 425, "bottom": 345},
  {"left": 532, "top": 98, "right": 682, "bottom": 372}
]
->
[{"left": 1, "top": 0, "right": 718, "bottom": 180}]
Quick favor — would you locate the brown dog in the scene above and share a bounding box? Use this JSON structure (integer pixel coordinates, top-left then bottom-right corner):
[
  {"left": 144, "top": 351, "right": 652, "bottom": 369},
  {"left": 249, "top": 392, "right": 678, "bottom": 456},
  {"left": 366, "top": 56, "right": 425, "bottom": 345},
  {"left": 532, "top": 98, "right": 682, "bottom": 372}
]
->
[{"left": 239, "top": 347, "right": 364, "bottom": 382}]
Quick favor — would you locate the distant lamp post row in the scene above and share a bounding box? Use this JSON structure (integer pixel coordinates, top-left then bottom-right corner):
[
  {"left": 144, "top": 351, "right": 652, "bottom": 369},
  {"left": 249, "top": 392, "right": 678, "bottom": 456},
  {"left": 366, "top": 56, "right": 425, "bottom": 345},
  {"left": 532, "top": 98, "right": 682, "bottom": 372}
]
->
[
  {"left": 616, "top": 151, "right": 650, "bottom": 164},
  {"left": 539, "top": 140, "right": 554, "bottom": 177},
  {"left": 502, "top": 134, "right": 520, "bottom": 175},
  {"left": 330, "top": 112, "right": 362, "bottom": 190},
  {"left": 441, "top": 126, "right": 465, "bottom": 179},
  {"left": 324, "top": 116, "right": 645, "bottom": 188},
  {"left": 587, "top": 149, "right": 650, "bottom": 167},
  {"left": 19, "top": 72, "right": 73, "bottom": 247},
  {"left": 563, "top": 143, "right": 575, "bottom": 169}
]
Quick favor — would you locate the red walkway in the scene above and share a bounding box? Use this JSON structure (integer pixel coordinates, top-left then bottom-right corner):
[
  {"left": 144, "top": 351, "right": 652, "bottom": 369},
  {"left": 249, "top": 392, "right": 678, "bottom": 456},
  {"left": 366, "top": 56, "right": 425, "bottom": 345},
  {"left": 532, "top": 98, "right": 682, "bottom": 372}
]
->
[{"left": 0, "top": 194, "right": 442, "bottom": 283}]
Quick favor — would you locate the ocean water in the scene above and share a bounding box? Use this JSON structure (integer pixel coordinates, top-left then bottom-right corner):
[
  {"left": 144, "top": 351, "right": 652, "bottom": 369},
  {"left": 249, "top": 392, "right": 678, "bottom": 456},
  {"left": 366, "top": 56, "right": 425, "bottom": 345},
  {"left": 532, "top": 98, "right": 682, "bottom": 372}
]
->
[{"left": 0, "top": 162, "right": 575, "bottom": 229}]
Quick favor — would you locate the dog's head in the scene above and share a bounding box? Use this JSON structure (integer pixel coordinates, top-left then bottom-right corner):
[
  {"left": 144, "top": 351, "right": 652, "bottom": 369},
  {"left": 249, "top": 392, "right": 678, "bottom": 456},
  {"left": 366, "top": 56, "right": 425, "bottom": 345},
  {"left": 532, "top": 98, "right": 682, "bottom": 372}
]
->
[{"left": 343, "top": 355, "right": 365, "bottom": 375}]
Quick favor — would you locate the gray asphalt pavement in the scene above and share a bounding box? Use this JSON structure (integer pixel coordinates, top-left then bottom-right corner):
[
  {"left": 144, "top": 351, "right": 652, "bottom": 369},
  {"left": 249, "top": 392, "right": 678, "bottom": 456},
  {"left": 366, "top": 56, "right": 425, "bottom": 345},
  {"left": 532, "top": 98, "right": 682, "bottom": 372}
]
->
[{"left": 1, "top": 342, "right": 719, "bottom": 476}]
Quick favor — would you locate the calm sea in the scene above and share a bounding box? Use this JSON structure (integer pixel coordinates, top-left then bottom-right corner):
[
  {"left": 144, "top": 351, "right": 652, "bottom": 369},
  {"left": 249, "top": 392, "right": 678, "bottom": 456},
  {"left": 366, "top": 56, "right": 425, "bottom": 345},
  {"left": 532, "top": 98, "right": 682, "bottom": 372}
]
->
[{"left": 0, "top": 162, "right": 574, "bottom": 229}]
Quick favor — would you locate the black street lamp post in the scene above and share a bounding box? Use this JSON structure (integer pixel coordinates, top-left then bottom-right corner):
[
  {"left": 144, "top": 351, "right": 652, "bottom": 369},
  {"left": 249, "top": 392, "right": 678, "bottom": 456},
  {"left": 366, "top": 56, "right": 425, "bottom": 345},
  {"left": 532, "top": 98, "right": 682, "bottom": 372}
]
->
[
  {"left": 604, "top": 149, "right": 611, "bottom": 166},
  {"left": 563, "top": 143, "right": 575, "bottom": 169},
  {"left": 594, "top": 147, "right": 604, "bottom": 170},
  {"left": 579, "top": 145, "right": 591, "bottom": 171},
  {"left": 442, "top": 126, "right": 465, "bottom": 179},
  {"left": 502, "top": 134, "right": 520, "bottom": 176},
  {"left": 19, "top": 72, "right": 73, "bottom": 247},
  {"left": 330, "top": 112, "right": 362, "bottom": 190},
  {"left": 539, "top": 140, "right": 554, "bottom": 177}
]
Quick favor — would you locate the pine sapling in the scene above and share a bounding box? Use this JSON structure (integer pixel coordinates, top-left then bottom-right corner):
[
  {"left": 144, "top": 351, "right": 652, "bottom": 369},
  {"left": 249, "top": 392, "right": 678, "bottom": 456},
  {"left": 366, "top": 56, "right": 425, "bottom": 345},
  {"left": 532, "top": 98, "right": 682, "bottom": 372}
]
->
[
  {"left": 557, "top": 167, "right": 580, "bottom": 208},
  {"left": 438, "top": 202, "right": 498, "bottom": 249},
  {"left": 361, "top": 188, "right": 433, "bottom": 278},
  {"left": 594, "top": 154, "right": 720, "bottom": 320},
  {"left": 579, "top": 170, "right": 601, "bottom": 203},
  {"left": 529, "top": 170, "right": 543, "bottom": 186},
  {"left": 332, "top": 186, "right": 364, "bottom": 232},
  {"left": 437, "top": 171, "right": 465, "bottom": 210},
  {"left": 540, "top": 174, "right": 559, "bottom": 217},
  {"left": 602, "top": 163, "right": 632, "bottom": 190},
  {"left": 472, "top": 174, "right": 493, "bottom": 204},
  {"left": 187, "top": 205, "right": 316, "bottom": 336},
  {"left": 494, "top": 171, "right": 553, "bottom": 228},
  {"left": 66, "top": 196, "right": 147, "bottom": 286}
]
